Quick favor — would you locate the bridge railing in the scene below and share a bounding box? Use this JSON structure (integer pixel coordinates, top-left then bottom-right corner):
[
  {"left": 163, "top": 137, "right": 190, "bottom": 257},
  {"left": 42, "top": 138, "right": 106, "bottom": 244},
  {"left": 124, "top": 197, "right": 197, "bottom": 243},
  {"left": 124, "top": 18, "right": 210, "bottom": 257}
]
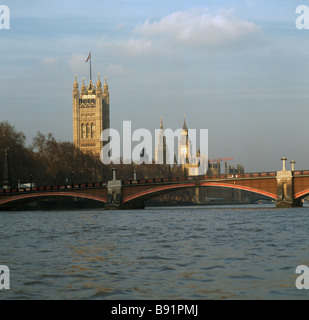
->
[
  {"left": 293, "top": 170, "right": 309, "bottom": 175},
  {"left": 123, "top": 176, "right": 197, "bottom": 185},
  {"left": 0, "top": 181, "right": 108, "bottom": 195},
  {"left": 122, "top": 172, "right": 280, "bottom": 185}
]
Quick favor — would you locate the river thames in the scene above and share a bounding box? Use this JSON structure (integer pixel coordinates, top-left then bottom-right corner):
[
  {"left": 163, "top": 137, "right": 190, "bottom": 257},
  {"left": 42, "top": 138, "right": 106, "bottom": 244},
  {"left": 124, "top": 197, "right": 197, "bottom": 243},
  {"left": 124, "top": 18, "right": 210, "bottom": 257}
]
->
[{"left": 0, "top": 204, "right": 309, "bottom": 300}]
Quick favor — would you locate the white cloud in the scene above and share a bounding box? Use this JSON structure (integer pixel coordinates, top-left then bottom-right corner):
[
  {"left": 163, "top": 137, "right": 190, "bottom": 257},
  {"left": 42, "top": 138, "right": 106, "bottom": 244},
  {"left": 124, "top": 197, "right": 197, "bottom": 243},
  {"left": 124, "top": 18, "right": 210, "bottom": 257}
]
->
[
  {"left": 117, "top": 39, "right": 153, "bottom": 55},
  {"left": 106, "top": 63, "right": 134, "bottom": 77},
  {"left": 136, "top": 8, "right": 261, "bottom": 48},
  {"left": 99, "top": 38, "right": 154, "bottom": 57},
  {"left": 93, "top": 8, "right": 261, "bottom": 65},
  {"left": 41, "top": 57, "right": 58, "bottom": 66},
  {"left": 67, "top": 53, "right": 89, "bottom": 75}
]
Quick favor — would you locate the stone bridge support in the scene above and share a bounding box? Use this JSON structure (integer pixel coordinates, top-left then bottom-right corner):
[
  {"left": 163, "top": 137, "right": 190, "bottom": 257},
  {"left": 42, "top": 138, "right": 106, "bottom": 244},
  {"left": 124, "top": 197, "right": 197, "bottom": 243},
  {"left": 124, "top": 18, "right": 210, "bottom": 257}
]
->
[
  {"left": 105, "top": 169, "right": 123, "bottom": 210},
  {"left": 276, "top": 158, "right": 302, "bottom": 208}
]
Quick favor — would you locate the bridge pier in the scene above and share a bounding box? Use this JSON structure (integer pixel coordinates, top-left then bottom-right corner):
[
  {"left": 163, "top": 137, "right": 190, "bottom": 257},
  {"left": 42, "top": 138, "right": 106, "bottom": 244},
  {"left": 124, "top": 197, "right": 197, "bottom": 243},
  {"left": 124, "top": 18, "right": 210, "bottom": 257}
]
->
[
  {"left": 105, "top": 168, "right": 145, "bottom": 210},
  {"left": 276, "top": 158, "right": 302, "bottom": 208},
  {"left": 105, "top": 168, "right": 123, "bottom": 210}
]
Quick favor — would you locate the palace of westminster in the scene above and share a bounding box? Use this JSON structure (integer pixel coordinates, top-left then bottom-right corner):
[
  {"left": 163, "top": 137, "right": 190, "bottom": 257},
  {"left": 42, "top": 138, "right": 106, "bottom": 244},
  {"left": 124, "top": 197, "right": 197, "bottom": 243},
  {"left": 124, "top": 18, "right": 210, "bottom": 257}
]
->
[
  {"left": 72, "top": 71, "right": 205, "bottom": 170},
  {"left": 72, "top": 71, "right": 249, "bottom": 204}
]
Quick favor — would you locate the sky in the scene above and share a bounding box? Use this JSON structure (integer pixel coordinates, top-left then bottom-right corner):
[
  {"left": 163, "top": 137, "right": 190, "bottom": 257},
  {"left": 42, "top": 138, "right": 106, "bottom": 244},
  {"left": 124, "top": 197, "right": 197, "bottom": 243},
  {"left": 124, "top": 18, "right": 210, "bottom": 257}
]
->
[{"left": 1, "top": 0, "right": 309, "bottom": 172}]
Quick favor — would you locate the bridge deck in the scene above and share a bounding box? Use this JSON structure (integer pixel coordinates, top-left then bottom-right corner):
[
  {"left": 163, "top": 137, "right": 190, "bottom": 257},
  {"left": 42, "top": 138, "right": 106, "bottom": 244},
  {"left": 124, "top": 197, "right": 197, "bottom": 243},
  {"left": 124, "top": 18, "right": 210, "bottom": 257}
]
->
[
  {"left": 2, "top": 170, "right": 309, "bottom": 195},
  {"left": 1, "top": 171, "right": 309, "bottom": 209}
]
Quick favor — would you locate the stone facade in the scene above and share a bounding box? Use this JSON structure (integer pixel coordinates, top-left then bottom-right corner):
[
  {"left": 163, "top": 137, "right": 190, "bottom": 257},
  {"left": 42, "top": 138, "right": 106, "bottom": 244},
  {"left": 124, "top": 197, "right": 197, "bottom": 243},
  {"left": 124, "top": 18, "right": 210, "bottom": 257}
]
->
[{"left": 72, "top": 73, "right": 110, "bottom": 156}]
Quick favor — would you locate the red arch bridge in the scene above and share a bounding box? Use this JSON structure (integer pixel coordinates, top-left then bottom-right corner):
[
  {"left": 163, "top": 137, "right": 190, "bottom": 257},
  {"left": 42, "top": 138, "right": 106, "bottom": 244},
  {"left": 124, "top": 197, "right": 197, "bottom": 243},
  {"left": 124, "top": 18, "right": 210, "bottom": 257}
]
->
[{"left": 1, "top": 167, "right": 309, "bottom": 210}]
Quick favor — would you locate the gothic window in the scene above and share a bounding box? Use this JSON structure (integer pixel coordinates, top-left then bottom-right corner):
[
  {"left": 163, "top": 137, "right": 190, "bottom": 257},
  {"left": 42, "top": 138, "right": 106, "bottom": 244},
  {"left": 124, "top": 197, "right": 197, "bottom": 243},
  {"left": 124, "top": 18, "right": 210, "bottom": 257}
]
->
[
  {"left": 81, "top": 124, "right": 85, "bottom": 139},
  {"left": 91, "top": 123, "right": 95, "bottom": 138},
  {"left": 86, "top": 123, "right": 90, "bottom": 138}
]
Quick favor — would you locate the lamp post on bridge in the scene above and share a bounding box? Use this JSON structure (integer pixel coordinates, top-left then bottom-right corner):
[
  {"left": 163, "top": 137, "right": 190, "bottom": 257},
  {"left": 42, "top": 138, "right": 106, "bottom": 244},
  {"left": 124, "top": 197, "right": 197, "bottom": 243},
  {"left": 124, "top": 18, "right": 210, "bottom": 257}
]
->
[
  {"left": 2, "top": 147, "right": 10, "bottom": 190},
  {"left": 112, "top": 168, "right": 117, "bottom": 180},
  {"left": 290, "top": 160, "right": 296, "bottom": 172},
  {"left": 281, "top": 157, "right": 287, "bottom": 171}
]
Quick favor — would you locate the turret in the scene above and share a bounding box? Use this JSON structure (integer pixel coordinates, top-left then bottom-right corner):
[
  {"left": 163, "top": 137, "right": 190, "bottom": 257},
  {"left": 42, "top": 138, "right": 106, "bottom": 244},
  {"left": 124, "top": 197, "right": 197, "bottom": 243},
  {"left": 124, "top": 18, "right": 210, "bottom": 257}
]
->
[
  {"left": 73, "top": 74, "right": 79, "bottom": 98},
  {"left": 103, "top": 76, "right": 109, "bottom": 104},
  {"left": 80, "top": 77, "right": 86, "bottom": 96},
  {"left": 96, "top": 73, "right": 102, "bottom": 96}
]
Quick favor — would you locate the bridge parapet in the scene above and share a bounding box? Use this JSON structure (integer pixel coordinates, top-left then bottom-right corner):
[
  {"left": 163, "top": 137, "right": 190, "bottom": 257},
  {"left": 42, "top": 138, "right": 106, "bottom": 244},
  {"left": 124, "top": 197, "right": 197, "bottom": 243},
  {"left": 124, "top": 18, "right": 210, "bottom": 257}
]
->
[
  {"left": 121, "top": 172, "right": 280, "bottom": 186},
  {"left": 0, "top": 182, "right": 107, "bottom": 195}
]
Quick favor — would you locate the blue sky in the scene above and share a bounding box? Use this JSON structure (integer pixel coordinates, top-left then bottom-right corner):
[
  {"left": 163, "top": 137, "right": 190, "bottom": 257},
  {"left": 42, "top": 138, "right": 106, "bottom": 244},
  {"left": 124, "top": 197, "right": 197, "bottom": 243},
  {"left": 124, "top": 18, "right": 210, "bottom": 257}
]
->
[{"left": 1, "top": 0, "right": 309, "bottom": 172}]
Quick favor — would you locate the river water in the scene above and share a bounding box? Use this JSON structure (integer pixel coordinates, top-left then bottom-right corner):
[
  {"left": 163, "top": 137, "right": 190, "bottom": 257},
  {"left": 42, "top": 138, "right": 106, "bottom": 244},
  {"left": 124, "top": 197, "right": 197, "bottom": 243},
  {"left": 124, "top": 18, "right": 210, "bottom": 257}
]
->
[{"left": 0, "top": 204, "right": 309, "bottom": 300}]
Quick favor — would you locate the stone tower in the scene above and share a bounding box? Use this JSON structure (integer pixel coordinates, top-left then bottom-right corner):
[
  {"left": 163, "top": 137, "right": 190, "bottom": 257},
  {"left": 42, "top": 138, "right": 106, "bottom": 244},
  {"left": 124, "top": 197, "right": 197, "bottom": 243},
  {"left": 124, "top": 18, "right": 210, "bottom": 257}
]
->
[
  {"left": 178, "top": 116, "right": 191, "bottom": 165},
  {"left": 155, "top": 117, "right": 169, "bottom": 164},
  {"left": 72, "top": 73, "right": 110, "bottom": 156}
]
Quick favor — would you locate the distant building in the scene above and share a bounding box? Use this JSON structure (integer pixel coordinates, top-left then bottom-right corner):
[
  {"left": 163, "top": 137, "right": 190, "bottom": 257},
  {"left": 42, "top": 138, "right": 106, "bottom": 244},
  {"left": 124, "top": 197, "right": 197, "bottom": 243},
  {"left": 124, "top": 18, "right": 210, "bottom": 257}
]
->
[
  {"left": 72, "top": 73, "right": 110, "bottom": 156},
  {"left": 229, "top": 164, "right": 244, "bottom": 175},
  {"left": 177, "top": 116, "right": 207, "bottom": 176},
  {"left": 178, "top": 116, "right": 191, "bottom": 165},
  {"left": 155, "top": 117, "right": 169, "bottom": 164},
  {"left": 208, "top": 161, "right": 244, "bottom": 176}
]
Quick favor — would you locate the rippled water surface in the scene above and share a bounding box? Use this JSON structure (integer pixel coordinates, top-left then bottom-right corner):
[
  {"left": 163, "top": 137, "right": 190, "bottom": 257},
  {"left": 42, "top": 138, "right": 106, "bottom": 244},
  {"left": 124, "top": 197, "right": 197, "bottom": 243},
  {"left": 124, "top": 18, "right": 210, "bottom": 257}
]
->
[{"left": 1, "top": 204, "right": 309, "bottom": 299}]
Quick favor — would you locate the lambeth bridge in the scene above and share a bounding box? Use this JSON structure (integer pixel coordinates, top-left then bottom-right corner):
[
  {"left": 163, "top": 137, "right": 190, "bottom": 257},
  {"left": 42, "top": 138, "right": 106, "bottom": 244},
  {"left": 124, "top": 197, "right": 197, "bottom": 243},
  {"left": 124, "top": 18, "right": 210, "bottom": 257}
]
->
[{"left": 1, "top": 158, "right": 309, "bottom": 210}]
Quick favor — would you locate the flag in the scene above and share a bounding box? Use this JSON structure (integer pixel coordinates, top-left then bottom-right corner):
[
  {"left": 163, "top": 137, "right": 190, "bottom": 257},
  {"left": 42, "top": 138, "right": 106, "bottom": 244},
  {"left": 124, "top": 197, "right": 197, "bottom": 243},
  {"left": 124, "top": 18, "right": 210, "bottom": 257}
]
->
[{"left": 85, "top": 51, "right": 91, "bottom": 62}]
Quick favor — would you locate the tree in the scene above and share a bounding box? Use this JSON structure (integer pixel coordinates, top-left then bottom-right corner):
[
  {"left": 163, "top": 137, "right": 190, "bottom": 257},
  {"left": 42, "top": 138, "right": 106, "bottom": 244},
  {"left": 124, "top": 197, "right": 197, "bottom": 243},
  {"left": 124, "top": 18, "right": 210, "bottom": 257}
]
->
[{"left": 0, "top": 121, "right": 35, "bottom": 187}]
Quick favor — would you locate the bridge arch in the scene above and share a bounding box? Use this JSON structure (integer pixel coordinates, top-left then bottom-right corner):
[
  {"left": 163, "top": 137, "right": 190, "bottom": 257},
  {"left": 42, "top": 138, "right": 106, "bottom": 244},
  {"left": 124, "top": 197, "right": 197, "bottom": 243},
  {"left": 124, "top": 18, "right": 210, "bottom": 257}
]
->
[
  {"left": 200, "top": 182, "right": 277, "bottom": 199},
  {"left": 0, "top": 192, "right": 106, "bottom": 209},
  {"left": 294, "top": 189, "right": 309, "bottom": 200},
  {"left": 122, "top": 181, "right": 277, "bottom": 205},
  {"left": 122, "top": 182, "right": 196, "bottom": 204}
]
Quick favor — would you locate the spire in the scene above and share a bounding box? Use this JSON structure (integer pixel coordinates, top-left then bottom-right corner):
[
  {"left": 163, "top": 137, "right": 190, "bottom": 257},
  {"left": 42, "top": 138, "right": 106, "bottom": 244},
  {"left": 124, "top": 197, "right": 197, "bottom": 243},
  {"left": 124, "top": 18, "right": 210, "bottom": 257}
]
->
[
  {"left": 96, "top": 73, "right": 102, "bottom": 93},
  {"left": 87, "top": 79, "right": 95, "bottom": 94},
  {"left": 88, "top": 79, "right": 93, "bottom": 89},
  {"left": 73, "top": 74, "right": 79, "bottom": 98},
  {"left": 73, "top": 74, "right": 79, "bottom": 90},
  {"left": 97, "top": 73, "right": 102, "bottom": 87},
  {"left": 103, "top": 75, "right": 109, "bottom": 93},
  {"left": 182, "top": 115, "right": 188, "bottom": 131},
  {"left": 81, "top": 77, "right": 86, "bottom": 96},
  {"left": 160, "top": 116, "right": 163, "bottom": 129}
]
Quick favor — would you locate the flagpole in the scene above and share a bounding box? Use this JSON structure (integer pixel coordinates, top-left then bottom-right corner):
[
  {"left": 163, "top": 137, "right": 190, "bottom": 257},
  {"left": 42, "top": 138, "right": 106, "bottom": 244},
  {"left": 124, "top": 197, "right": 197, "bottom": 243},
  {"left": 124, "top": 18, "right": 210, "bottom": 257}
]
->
[
  {"left": 85, "top": 50, "right": 92, "bottom": 82},
  {"left": 90, "top": 50, "right": 92, "bottom": 81}
]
